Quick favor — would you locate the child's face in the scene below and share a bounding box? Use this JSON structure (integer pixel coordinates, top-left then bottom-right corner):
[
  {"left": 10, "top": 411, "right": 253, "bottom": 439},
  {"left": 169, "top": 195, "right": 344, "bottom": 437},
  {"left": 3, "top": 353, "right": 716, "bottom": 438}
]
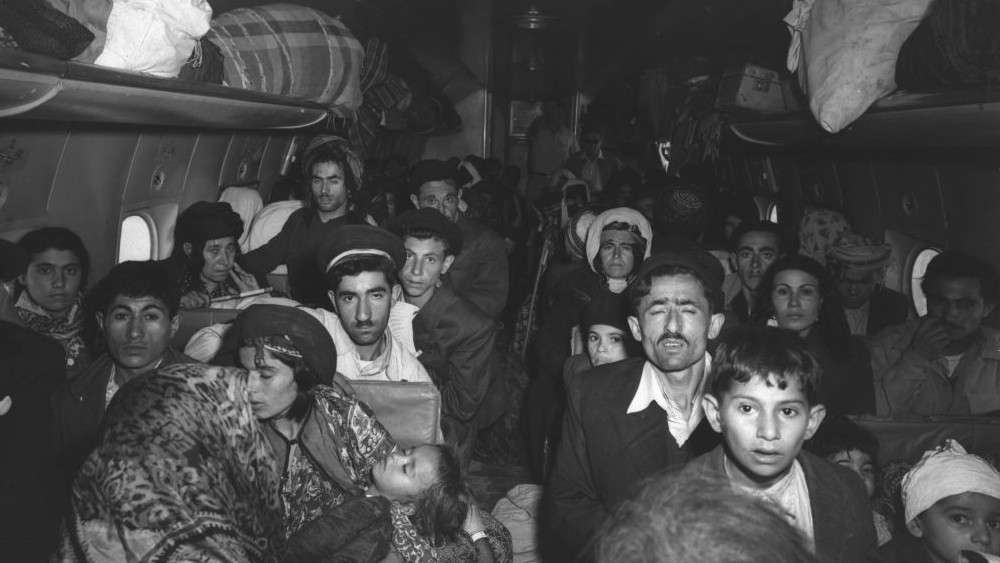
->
[
  {"left": 703, "top": 374, "right": 825, "bottom": 489},
  {"left": 586, "top": 324, "right": 628, "bottom": 366},
  {"left": 371, "top": 445, "right": 440, "bottom": 501},
  {"left": 910, "top": 492, "right": 1000, "bottom": 563},
  {"left": 829, "top": 448, "right": 876, "bottom": 498}
]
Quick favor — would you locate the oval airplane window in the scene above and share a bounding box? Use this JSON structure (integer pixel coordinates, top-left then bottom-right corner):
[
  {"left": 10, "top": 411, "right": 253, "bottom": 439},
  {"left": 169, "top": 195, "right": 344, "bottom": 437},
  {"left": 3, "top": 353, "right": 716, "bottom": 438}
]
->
[
  {"left": 118, "top": 214, "right": 154, "bottom": 262},
  {"left": 767, "top": 202, "right": 780, "bottom": 223},
  {"left": 910, "top": 247, "right": 941, "bottom": 316}
]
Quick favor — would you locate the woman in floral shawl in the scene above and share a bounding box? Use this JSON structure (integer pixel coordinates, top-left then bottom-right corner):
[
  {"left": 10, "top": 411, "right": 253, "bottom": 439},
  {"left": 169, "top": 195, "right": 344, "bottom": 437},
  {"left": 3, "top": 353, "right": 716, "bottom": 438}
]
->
[{"left": 64, "top": 363, "right": 283, "bottom": 562}]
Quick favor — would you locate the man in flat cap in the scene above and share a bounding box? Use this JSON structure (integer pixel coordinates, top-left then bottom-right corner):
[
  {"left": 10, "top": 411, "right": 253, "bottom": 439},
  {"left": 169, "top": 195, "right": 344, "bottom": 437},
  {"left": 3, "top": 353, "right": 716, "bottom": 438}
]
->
[
  {"left": 827, "top": 232, "right": 911, "bottom": 338},
  {"left": 409, "top": 159, "right": 509, "bottom": 319},
  {"left": 388, "top": 209, "right": 503, "bottom": 461},
  {"left": 241, "top": 137, "right": 365, "bottom": 307},
  {"left": 309, "top": 225, "right": 430, "bottom": 384},
  {"left": 545, "top": 248, "right": 725, "bottom": 561}
]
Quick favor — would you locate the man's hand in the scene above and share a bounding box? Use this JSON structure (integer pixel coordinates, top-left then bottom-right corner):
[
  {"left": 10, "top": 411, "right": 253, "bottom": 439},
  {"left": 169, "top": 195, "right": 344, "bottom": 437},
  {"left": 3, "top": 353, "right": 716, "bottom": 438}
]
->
[
  {"left": 908, "top": 316, "right": 951, "bottom": 361},
  {"left": 462, "top": 502, "right": 486, "bottom": 538},
  {"left": 230, "top": 262, "right": 260, "bottom": 293}
]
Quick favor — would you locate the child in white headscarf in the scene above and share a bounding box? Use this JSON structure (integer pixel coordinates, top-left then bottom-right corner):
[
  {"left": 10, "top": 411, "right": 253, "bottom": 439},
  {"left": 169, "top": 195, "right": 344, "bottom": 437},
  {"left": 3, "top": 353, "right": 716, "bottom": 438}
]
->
[{"left": 878, "top": 440, "right": 1000, "bottom": 563}]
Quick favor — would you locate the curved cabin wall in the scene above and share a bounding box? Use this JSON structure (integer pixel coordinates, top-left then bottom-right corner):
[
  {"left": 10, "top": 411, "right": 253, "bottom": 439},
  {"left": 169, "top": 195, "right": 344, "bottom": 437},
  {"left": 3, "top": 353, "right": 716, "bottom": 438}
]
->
[{"left": 0, "top": 126, "right": 297, "bottom": 284}]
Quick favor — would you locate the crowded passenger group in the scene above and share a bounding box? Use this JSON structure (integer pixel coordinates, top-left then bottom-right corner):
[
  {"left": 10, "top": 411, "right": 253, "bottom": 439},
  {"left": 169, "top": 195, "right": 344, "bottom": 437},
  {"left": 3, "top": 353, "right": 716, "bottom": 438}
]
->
[{"left": 1, "top": 130, "right": 999, "bottom": 563}]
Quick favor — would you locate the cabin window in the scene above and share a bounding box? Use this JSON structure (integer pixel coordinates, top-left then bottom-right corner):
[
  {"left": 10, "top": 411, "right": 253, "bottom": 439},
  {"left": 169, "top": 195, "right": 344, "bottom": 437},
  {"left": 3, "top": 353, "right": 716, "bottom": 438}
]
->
[
  {"left": 910, "top": 247, "right": 942, "bottom": 316},
  {"left": 118, "top": 214, "right": 155, "bottom": 262},
  {"left": 767, "top": 202, "right": 780, "bottom": 223}
]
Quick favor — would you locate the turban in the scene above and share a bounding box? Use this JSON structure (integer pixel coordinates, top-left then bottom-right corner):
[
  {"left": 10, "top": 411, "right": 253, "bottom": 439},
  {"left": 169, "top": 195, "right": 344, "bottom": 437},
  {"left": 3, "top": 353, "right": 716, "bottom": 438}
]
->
[
  {"left": 175, "top": 201, "right": 244, "bottom": 246},
  {"left": 827, "top": 232, "right": 892, "bottom": 272},
  {"left": 316, "top": 225, "right": 406, "bottom": 274},
  {"left": 387, "top": 208, "right": 463, "bottom": 256},
  {"left": 901, "top": 439, "right": 1000, "bottom": 525},
  {"left": 798, "top": 207, "right": 849, "bottom": 267},
  {"left": 585, "top": 207, "right": 654, "bottom": 275},
  {"left": 302, "top": 135, "right": 364, "bottom": 191},
  {"left": 218, "top": 304, "right": 336, "bottom": 387}
]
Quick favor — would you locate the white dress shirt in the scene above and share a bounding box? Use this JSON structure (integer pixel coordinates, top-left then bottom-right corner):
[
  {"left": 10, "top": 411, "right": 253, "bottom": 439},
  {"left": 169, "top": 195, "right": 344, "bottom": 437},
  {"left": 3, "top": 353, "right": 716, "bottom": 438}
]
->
[{"left": 626, "top": 354, "right": 712, "bottom": 447}]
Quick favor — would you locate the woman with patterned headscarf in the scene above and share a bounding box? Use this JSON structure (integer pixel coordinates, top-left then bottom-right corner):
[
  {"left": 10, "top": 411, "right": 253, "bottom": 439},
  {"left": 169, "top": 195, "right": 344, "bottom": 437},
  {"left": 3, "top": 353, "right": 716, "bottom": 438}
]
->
[{"left": 214, "top": 304, "right": 395, "bottom": 538}]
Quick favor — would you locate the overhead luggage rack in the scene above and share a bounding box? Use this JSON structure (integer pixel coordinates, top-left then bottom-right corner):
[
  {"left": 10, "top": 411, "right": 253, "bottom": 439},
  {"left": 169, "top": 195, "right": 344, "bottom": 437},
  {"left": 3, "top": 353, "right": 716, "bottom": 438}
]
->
[
  {"left": 728, "top": 89, "right": 1000, "bottom": 149},
  {"left": 0, "top": 48, "right": 331, "bottom": 130}
]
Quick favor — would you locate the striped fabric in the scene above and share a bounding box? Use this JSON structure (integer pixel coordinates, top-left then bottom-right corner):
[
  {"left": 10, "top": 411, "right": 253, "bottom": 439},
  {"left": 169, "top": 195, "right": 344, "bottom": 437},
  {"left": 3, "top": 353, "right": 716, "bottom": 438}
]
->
[{"left": 208, "top": 3, "right": 364, "bottom": 114}]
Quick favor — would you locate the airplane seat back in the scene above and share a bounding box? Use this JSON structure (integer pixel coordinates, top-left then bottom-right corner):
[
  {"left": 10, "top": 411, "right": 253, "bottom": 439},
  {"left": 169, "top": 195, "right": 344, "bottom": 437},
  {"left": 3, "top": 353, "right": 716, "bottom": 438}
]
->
[
  {"left": 349, "top": 381, "right": 443, "bottom": 448},
  {"left": 172, "top": 308, "right": 240, "bottom": 351}
]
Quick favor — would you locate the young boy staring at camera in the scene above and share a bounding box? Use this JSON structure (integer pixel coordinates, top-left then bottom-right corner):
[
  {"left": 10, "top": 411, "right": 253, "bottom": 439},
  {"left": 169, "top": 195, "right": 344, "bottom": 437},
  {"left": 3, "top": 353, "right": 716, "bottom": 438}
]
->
[
  {"left": 878, "top": 439, "right": 1000, "bottom": 563},
  {"left": 681, "top": 326, "right": 876, "bottom": 562}
]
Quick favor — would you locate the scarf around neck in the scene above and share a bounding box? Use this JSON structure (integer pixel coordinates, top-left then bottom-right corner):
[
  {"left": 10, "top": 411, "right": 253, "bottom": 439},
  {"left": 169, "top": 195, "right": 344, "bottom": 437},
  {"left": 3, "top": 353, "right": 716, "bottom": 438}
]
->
[{"left": 14, "top": 287, "right": 85, "bottom": 369}]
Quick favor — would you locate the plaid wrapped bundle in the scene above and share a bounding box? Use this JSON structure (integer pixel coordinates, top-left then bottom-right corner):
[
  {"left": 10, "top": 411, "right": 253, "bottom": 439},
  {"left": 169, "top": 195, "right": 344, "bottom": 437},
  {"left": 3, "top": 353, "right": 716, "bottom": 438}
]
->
[{"left": 208, "top": 3, "right": 364, "bottom": 114}]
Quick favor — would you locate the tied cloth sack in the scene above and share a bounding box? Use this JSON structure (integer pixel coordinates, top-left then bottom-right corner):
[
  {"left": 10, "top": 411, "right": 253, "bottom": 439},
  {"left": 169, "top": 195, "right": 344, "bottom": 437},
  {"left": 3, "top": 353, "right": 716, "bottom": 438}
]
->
[
  {"left": 784, "top": 0, "right": 934, "bottom": 134},
  {"left": 94, "top": 0, "right": 211, "bottom": 78}
]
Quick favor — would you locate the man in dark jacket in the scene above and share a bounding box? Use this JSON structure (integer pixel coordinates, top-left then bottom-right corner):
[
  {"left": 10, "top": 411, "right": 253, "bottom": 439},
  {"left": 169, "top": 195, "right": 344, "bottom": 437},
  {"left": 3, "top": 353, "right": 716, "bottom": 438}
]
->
[
  {"left": 388, "top": 208, "right": 501, "bottom": 461},
  {"left": 1, "top": 320, "right": 64, "bottom": 560},
  {"left": 240, "top": 136, "right": 364, "bottom": 307},
  {"left": 409, "top": 159, "right": 509, "bottom": 319},
  {"left": 544, "top": 248, "right": 726, "bottom": 561},
  {"left": 52, "top": 261, "right": 194, "bottom": 482}
]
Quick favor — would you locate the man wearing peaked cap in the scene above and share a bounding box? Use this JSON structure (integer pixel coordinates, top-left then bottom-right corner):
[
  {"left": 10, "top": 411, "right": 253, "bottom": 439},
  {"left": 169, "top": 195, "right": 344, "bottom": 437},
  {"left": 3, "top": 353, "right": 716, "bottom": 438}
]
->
[
  {"left": 409, "top": 159, "right": 509, "bottom": 319},
  {"left": 546, "top": 246, "right": 725, "bottom": 560},
  {"left": 388, "top": 209, "right": 503, "bottom": 462},
  {"left": 303, "top": 224, "right": 432, "bottom": 385}
]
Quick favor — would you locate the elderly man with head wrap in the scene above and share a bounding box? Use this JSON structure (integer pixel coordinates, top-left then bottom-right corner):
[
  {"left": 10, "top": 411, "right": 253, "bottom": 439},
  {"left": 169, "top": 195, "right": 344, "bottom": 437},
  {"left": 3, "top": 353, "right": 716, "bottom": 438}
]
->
[
  {"left": 827, "top": 233, "right": 912, "bottom": 338},
  {"left": 167, "top": 201, "right": 262, "bottom": 309},
  {"left": 527, "top": 208, "right": 652, "bottom": 478},
  {"left": 240, "top": 135, "right": 367, "bottom": 307}
]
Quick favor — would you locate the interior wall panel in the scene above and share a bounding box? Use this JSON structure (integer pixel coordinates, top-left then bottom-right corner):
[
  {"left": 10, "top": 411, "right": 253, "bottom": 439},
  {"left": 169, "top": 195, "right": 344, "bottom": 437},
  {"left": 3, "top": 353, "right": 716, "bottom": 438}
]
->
[
  {"left": 219, "top": 133, "right": 270, "bottom": 190},
  {"left": 836, "top": 157, "right": 883, "bottom": 240},
  {"left": 869, "top": 157, "right": 948, "bottom": 247},
  {"left": 179, "top": 133, "right": 232, "bottom": 212},
  {"left": 937, "top": 161, "right": 1000, "bottom": 267},
  {"left": 122, "top": 132, "right": 198, "bottom": 209},
  {"left": 46, "top": 130, "right": 139, "bottom": 282},
  {"left": 0, "top": 128, "right": 70, "bottom": 231}
]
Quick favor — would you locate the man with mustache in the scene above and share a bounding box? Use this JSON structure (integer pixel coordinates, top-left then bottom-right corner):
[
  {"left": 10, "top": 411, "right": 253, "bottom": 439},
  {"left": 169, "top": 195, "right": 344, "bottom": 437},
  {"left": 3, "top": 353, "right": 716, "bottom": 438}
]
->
[
  {"left": 52, "top": 261, "right": 192, "bottom": 483},
  {"left": 545, "top": 248, "right": 725, "bottom": 561},
  {"left": 871, "top": 251, "right": 1000, "bottom": 416},
  {"left": 309, "top": 224, "right": 430, "bottom": 384}
]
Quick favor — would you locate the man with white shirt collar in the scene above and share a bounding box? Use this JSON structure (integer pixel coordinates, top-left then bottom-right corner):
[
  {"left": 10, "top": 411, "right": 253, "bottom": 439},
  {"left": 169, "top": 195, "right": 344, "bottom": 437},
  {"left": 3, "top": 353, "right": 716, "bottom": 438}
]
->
[
  {"left": 545, "top": 248, "right": 725, "bottom": 561},
  {"left": 311, "top": 225, "right": 431, "bottom": 384}
]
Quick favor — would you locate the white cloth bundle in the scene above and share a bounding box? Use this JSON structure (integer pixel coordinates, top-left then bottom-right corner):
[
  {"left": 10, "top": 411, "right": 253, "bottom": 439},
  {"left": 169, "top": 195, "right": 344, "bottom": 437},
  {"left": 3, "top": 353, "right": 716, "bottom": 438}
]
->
[
  {"left": 95, "top": 0, "right": 211, "bottom": 77},
  {"left": 901, "top": 439, "right": 1000, "bottom": 525}
]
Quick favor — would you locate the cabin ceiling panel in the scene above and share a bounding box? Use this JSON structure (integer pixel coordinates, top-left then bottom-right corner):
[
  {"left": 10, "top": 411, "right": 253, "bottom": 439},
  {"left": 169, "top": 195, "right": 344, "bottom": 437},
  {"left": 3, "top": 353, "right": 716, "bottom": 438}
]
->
[
  {"left": 122, "top": 133, "right": 198, "bottom": 208},
  {"left": 0, "top": 128, "right": 68, "bottom": 229}
]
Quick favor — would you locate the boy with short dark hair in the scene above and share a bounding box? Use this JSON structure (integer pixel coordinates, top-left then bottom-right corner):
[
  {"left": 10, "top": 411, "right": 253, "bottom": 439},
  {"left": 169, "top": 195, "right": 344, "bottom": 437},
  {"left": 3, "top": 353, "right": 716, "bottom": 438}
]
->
[{"left": 686, "top": 325, "right": 876, "bottom": 562}]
